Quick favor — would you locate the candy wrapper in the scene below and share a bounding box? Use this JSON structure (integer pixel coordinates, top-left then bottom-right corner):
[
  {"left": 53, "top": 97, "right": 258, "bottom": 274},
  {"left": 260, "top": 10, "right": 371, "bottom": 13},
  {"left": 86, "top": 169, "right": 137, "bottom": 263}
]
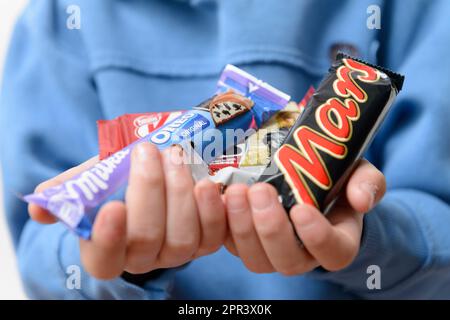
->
[
  {"left": 94, "top": 90, "right": 313, "bottom": 191},
  {"left": 98, "top": 111, "right": 184, "bottom": 160},
  {"left": 209, "top": 88, "right": 314, "bottom": 175},
  {"left": 239, "top": 101, "right": 306, "bottom": 167},
  {"left": 96, "top": 89, "right": 314, "bottom": 180},
  {"left": 208, "top": 100, "right": 308, "bottom": 186},
  {"left": 24, "top": 65, "right": 290, "bottom": 238},
  {"left": 258, "top": 54, "right": 404, "bottom": 213}
]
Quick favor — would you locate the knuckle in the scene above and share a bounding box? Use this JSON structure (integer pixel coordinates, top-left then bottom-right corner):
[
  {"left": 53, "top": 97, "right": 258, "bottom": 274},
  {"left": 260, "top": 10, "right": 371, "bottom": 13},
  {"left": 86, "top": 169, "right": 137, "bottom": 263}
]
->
[
  {"left": 163, "top": 237, "right": 198, "bottom": 259},
  {"left": 257, "top": 226, "right": 280, "bottom": 241},
  {"left": 168, "top": 178, "right": 191, "bottom": 194},
  {"left": 305, "top": 228, "right": 331, "bottom": 248},
  {"left": 202, "top": 212, "right": 225, "bottom": 230},
  {"left": 128, "top": 230, "right": 164, "bottom": 250},
  {"left": 231, "top": 227, "right": 254, "bottom": 241},
  {"left": 254, "top": 218, "right": 284, "bottom": 240},
  {"left": 141, "top": 171, "right": 164, "bottom": 186},
  {"left": 195, "top": 179, "right": 215, "bottom": 194}
]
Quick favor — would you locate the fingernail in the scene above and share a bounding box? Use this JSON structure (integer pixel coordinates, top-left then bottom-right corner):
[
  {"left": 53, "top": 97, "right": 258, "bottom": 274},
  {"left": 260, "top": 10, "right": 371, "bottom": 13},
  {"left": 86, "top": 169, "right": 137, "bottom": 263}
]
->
[
  {"left": 249, "top": 185, "right": 274, "bottom": 212},
  {"left": 134, "top": 143, "right": 153, "bottom": 178},
  {"left": 163, "top": 145, "right": 184, "bottom": 169},
  {"left": 136, "top": 143, "right": 150, "bottom": 162},
  {"left": 359, "top": 181, "right": 379, "bottom": 210}
]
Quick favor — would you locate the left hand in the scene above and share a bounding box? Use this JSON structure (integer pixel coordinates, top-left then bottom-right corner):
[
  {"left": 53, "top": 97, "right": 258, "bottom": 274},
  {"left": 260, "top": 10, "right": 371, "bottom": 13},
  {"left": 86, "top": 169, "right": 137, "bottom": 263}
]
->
[{"left": 224, "top": 159, "right": 386, "bottom": 275}]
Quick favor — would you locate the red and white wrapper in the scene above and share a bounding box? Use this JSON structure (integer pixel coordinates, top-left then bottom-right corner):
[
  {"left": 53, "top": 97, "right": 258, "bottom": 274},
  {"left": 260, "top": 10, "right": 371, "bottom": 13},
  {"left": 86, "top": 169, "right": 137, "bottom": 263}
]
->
[{"left": 97, "top": 111, "right": 184, "bottom": 160}]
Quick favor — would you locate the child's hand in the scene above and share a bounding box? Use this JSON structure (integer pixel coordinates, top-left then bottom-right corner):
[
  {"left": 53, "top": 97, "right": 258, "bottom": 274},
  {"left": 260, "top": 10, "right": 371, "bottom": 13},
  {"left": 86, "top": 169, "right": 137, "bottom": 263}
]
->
[
  {"left": 224, "top": 159, "right": 386, "bottom": 275},
  {"left": 28, "top": 143, "right": 226, "bottom": 279}
]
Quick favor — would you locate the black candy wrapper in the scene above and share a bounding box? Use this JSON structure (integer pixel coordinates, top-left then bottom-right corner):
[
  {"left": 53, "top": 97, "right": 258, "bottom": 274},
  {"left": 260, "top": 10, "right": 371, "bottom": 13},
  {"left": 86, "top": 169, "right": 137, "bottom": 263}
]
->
[{"left": 259, "top": 54, "right": 404, "bottom": 213}]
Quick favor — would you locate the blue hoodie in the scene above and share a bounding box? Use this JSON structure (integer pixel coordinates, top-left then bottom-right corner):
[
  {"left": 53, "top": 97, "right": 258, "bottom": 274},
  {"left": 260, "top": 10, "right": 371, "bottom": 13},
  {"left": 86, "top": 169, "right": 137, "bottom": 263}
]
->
[{"left": 1, "top": 0, "right": 450, "bottom": 299}]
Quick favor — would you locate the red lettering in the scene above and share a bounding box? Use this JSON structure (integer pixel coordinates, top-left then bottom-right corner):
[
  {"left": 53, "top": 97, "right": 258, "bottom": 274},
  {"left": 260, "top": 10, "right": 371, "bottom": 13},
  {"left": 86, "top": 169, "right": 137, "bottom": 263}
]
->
[
  {"left": 344, "top": 58, "right": 379, "bottom": 82},
  {"left": 275, "top": 58, "right": 378, "bottom": 209},
  {"left": 275, "top": 126, "right": 347, "bottom": 207},
  {"left": 316, "top": 98, "right": 360, "bottom": 142},
  {"left": 333, "top": 59, "right": 380, "bottom": 102}
]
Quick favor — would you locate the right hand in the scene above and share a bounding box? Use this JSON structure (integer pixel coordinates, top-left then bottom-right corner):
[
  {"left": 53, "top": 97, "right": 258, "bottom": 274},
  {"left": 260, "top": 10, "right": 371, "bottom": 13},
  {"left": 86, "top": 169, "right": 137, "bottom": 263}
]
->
[{"left": 28, "top": 143, "right": 227, "bottom": 279}]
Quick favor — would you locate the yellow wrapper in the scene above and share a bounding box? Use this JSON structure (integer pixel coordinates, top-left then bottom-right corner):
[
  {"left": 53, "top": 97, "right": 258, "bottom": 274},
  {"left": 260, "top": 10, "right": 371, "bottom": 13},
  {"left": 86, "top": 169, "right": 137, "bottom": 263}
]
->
[{"left": 240, "top": 101, "right": 303, "bottom": 167}]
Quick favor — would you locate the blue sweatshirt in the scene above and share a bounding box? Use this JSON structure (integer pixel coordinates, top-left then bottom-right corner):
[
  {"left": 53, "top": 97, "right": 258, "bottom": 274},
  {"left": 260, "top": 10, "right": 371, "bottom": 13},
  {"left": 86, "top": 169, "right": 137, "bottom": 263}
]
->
[{"left": 1, "top": 0, "right": 450, "bottom": 299}]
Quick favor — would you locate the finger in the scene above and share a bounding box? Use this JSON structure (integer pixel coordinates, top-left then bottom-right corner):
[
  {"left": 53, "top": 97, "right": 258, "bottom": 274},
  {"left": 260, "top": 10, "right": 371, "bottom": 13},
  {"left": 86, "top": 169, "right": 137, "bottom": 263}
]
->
[
  {"left": 346, "top": 159, "right": 386, "bottom": 213},
  {"left": 194, "top": 178, "right": 226, "bottom": 257},
  {"left": 124, "top": 143, "right": 166, "bottom": 274},
  {"left": 224, "top": 236, "right": 239, "bottom": 257},
  {"left": 158, "top": 145, "right": 200, "bottom": 267},
  {"left": 225, "top": 184, "right": 274, "bottom": 274},
  {"left": 290, "top": 204, "right": 362, "bottom": 271},
  {"left": 80, "top": 201, "right": 127, "bottom": 279},
  {"left": 249, "top": 184, "right": 318, "bottom": 276},
  {"left": 29, "top": 156, "right": 98, "bottom": 224}
]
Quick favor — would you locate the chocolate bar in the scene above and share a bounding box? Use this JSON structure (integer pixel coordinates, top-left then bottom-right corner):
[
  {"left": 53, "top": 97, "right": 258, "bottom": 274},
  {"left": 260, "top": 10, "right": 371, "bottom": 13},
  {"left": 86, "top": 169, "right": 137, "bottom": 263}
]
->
[
  {"left": 208, "top": 90, "right": 254, "bottom": 125},
  {"left": 24, "top": 64, "right": 290, "bottom": 239},
  {"left": 258, "top": 54, "right": 404, "bottom": 213}
]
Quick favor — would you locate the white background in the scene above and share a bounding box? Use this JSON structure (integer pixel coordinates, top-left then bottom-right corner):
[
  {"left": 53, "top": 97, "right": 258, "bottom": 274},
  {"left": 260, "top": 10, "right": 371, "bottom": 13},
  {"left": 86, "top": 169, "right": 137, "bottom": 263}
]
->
[{"left": 0, "top": 0, "right": 29, "bottom": 300}]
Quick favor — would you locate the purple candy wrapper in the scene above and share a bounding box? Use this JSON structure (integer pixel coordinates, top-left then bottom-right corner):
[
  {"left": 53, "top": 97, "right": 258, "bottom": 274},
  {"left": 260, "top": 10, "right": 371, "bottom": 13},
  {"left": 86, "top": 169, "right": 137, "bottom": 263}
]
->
[{"left": 24, "top": 65, "right": 290, "bottom": 239}]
